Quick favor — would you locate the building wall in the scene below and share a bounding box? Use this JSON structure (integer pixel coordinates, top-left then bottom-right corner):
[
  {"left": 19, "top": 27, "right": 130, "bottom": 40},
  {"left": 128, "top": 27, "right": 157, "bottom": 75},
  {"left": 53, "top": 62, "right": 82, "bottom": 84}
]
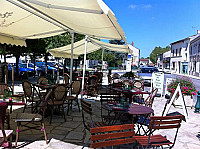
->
[{"left": 189, "top": 36, "right": 200, "bottom": 76}]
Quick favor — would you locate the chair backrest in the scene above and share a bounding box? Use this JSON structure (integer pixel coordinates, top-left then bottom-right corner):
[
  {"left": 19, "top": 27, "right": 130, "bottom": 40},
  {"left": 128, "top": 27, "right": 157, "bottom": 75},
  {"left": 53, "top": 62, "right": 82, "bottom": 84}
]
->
[
  {"left": 0, "top": 104, "right": 8, "bottom": 126},
  {"left": 52, "top": 84, "right": 67, "bottom": 101},
  {"left": 112, "top": 73, "right": 120, "bottom": 79},
  {"left": 133, "top": 80, "right": 144, "bottom": 90},
  {"left": 123, "top": 79, "right": 131, "bottom": 86},
  {"left": 37, "top": 76, "right": 48, "bottom": 85},
  {"left": 148, "top": 115, "right": 183, "bottom": 147},
  {"left": 87, "top": 75, "right": 98, "bottom": 86},
  {"left": 22, "top": 80, "right": 33, "bottom": 98},
  {"left": 144, "top": 88, "right": 158, "bottom": 107},
  {"left": 81, "top": 99, "right": 92, "bottom": 130},
  {"left": 0, "top": 83, "right": 11, "bottom": 95},
  {"left": 94, "top": 72, "right": 103, "bottom": 83},
  {"left": 90, "top": 124, "right": 135, "bottom": 148},
  {"left": 71, "top": 80, "right": 81, "bottom": 95}
]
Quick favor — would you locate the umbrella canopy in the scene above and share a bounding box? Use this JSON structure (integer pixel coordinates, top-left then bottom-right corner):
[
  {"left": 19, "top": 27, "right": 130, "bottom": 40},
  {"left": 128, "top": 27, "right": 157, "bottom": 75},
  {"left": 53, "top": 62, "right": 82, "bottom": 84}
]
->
[
  {"left": 48, "top": 38, "right": 130, "bottom": 58},
  {"left": 9, "top": 0, "right": 126, "bottom": 42},
  {"left": 0, "top": 0, "right": 66, "bottom": 46}
]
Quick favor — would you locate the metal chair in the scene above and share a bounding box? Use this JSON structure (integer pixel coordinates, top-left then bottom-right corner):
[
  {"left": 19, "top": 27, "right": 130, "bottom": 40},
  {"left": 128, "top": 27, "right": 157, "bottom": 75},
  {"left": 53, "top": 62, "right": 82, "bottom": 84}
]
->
[
  {"left": 134, "top": 115, "right": 183, "bottom": 149},
  {"left": 65, "top": 80, "right": 81, "bottom": 115},
  {"left": 22, "top": 80, "right": 40, "bottom": 113},
  {"left": 90, "top": 124, "right": 135, "bottom": 149},
  {"left": 15, "top": 89, "right": 52, "bottom": 146},
  {"left": 0, "top": 104, "right": 13, "bottom": 149},
  {"left": 48, "top": 84, "right": 67, "bottom": 124},
  {"left": 86, "top": 75, "right": 99, "bottom": 97}
]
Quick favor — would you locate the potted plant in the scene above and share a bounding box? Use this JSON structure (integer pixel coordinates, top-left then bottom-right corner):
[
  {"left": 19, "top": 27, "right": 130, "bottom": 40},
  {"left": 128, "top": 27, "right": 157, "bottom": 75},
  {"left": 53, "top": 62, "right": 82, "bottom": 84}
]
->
[{"left": 167, "top": 76, "right": 197, "bottom": 107}]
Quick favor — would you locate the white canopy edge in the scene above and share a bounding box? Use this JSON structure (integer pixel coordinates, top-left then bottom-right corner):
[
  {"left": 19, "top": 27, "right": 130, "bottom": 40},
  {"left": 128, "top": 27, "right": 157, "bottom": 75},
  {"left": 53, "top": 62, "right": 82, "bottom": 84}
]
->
[
  {"left": 48, "top": 38, "right": 130, "bottom": 59},
  {"left": 0, "top": 34, "right": 26, "bottom": 46},
  {"left": 14, "top": 0, "right": 126, "bottom": 42}
]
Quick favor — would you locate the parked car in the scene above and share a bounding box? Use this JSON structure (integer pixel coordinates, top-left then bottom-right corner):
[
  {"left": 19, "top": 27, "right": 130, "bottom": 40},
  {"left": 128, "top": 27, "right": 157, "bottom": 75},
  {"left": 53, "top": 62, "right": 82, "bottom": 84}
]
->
[
  {"left": 35, "top": 62, "right": 57, "bottom": 76},
  {"left": 139, "top": 66, "right": 159, "bottom": 73}
]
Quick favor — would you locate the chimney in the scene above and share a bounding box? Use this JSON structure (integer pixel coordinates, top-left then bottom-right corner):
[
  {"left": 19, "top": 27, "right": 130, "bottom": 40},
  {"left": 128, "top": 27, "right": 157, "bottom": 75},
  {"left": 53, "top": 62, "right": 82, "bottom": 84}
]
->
[
  {"left": 197, "top": 30, "right": 200, "bottom": 34},
  {"left": 131, "top": 41, "right": 134, "bottom": 46}
]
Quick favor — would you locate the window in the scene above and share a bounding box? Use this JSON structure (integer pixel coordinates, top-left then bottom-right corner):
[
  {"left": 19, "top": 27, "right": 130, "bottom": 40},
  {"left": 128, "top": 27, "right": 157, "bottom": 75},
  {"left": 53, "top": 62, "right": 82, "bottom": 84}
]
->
[
  {"left": 198, "top": 43, "right": 200, "bottom": 53},
  {"left": 173, "top": 50, "right": 175, "bottom": 56},
  {"left": 176, "top": 49, "right": 178, "bottom": 56},
  {"left": 179, "top": 48, "right": 181, "bottom": 56}
]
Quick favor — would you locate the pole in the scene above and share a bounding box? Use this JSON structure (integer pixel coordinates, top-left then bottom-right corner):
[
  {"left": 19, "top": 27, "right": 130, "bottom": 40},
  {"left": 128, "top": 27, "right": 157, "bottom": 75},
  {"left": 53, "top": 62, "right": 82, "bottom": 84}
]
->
[
  {"left": 81, "top": 35, "right": 88, "bottom": 99},
  {"left": 12, "top": 64, "right": 14, "bottom": 93},
  {"left": 70, "top": 32, "right": 74, "bottom": 84},
  {"left": 101, "top": 48, "right": 104, "bottom": 71}
]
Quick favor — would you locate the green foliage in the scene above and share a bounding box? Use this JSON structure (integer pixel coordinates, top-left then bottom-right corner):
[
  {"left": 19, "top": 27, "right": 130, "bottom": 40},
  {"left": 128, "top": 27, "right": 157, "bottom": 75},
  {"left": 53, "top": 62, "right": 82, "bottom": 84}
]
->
[
  {"left": 150, "top": 46, "right": 170, "bottom": 64},
  {"left": 167, "top": 76, "right": 197, "bottom": 96},
  {"left": 123, "top": 71, "right": 135, "bottom": 78}
]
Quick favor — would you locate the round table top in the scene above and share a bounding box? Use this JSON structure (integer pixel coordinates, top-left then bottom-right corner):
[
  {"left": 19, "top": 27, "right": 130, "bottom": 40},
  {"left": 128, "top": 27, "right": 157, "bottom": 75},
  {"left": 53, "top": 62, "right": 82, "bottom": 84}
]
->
[{"left": 128, "top": 104, "right": 153, "bottom": 115}]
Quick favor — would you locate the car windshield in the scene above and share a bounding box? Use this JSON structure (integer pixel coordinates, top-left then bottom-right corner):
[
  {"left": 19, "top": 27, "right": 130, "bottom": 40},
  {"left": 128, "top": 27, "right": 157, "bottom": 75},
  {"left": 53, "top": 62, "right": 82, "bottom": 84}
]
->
[
  {"left": 28, "top": 63, "right": 34, "bottom": 67},
  {"left": 19, "top": 64, "right": 27, "bottom": 68}
]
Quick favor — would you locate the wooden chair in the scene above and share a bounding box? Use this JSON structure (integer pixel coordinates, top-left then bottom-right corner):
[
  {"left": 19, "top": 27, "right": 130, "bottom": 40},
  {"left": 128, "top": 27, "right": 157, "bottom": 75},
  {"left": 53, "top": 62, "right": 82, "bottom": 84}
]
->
[
  {"left": 81, "top": 99, "right": 106, "bottom": 131},
  {"left": 63, "top": 73, "right": 70, "bottom": 85},
  {"left": 48, "top": 84, "right": 67, "bottom": 124},
  {"left": 90, "top": 124, "right": 135, "bottom": 149},
  {"left": 65, "top": 80, "right": 81, "bottom": 115},
  {"left": 37, "top": 76, "right": 48, "bottom": 85},
  {"left": 15, "top": 89, "right": 52, "bottom": 146},
  {"left": 133, "top": 80, "right": 144, "bottom": 90},
  {"left": 22, "top": 80, "right": 40, "bottom": 113},
  {"left": 0, "top": 104, "right": 13, "bottom": 149},
  {"left": 134, "top": 115, "right": 183, "bottom": 149}
]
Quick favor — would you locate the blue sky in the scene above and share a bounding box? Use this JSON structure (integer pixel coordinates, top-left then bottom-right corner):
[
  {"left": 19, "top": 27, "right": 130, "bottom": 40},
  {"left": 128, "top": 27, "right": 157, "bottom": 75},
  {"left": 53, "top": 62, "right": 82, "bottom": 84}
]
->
[{"left": 104, "top": 0, "right": 200, "bottom": 58}]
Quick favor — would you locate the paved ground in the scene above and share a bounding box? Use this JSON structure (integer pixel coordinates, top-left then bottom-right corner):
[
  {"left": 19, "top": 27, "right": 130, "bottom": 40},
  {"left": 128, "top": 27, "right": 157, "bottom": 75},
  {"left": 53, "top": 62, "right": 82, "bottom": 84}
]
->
[{"left": 5, "top": 72, "right": 200, "bottom": 148}]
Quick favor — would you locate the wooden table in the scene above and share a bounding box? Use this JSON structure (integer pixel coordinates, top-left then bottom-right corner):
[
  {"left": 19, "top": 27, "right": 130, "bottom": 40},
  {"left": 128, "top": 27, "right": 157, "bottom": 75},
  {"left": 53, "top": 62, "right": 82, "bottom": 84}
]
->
[{"left": 128, "top": 104, "right": 153, "bottom": 115}]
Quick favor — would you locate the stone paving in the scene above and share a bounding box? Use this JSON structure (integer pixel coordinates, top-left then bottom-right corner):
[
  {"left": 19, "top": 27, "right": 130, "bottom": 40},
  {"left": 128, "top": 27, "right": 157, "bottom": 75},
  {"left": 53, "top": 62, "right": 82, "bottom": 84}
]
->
[{"left": 5, "top": 74, "right": 200, "bottom": 148}]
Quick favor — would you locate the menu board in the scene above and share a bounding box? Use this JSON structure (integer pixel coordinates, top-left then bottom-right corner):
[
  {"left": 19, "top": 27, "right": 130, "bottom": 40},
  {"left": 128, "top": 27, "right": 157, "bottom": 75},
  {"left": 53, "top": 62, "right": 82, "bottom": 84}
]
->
[{"left": 151, "top": 72, "right": 164, "bottom": 96}]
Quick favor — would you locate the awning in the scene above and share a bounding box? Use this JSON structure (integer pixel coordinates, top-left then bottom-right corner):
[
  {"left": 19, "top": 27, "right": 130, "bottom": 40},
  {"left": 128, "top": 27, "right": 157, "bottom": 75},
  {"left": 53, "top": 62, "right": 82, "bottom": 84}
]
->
[
  {"left": 48, "top": 38, "right": 130, "bottom": 59},
  {"left": 0, "top": 34, "right": 26, "bottom": 46},
  {"left": 0, "top": 0, "right": 66, "bottom": 46},
  {"left": 10, "top": 0, "right": 126, "bottom": 42}
]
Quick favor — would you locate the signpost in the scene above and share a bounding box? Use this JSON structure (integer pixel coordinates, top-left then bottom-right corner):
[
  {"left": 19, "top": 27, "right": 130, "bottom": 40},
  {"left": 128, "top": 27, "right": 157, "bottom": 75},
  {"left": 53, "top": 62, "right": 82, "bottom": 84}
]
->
[{"left": 151, "top": 72, "right": 164, "bottom": 96}]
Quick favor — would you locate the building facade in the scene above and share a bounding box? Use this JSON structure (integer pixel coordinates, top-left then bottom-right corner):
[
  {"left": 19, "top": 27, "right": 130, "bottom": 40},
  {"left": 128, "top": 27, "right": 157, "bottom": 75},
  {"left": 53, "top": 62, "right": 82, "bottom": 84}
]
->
[
  {"left": 189, "top": 35, "right": 200, "bottom": 76},
  {"left": 170, "top": 32, "right": 200, "bottom": 75}
]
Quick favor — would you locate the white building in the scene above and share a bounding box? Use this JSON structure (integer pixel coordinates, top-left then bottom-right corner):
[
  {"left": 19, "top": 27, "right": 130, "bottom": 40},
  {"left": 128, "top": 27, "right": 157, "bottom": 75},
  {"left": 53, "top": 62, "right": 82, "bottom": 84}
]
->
[
  {"left": 170, "top": 31, "right": 200, "bottom": 74},
  {"left": 128, "top": 45, "right": 140, "bottom": 67},
  {"left": 189, "top": 35, "right": 200, "bottom": 76}
]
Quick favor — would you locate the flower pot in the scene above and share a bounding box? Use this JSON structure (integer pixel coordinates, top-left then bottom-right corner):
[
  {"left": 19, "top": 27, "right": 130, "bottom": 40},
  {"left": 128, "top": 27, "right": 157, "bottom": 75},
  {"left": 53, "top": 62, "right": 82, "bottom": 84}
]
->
[{"left": 172, "top": 94, "right": 194, "bottom": 108}]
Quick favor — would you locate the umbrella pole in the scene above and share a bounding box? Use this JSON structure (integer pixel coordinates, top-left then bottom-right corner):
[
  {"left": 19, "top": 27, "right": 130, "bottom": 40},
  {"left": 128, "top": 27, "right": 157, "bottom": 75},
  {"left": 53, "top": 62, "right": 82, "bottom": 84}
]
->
[
  {"left": 101, "top": 48, "right": 104, "bottom": 71},
  {"left": 81, "top": 35, "right": 88, "bottom": 99},
  {"left": 70, "top": 32, "right": 74, "bottom": 84}
]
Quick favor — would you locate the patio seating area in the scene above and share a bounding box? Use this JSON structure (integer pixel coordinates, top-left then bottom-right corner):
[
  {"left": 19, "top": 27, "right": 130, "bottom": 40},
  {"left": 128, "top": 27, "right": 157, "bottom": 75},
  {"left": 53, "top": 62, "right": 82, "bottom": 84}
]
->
[{"left": 0, "top": 72, "right": 199, "bottom": 148}]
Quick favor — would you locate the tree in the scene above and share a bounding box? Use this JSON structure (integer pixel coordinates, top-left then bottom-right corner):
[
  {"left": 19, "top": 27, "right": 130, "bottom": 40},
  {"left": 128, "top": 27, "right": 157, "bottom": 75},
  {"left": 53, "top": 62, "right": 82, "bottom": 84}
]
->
[{"left": 150, "top": 46, "right": 170, "bottom": 64}]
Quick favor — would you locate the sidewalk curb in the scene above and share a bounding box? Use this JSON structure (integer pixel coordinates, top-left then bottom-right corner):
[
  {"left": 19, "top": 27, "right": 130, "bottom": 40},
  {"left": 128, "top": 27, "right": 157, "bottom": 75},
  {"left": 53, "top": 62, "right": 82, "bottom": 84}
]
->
[{"left": 171, "top": 72, "right": 200, "bottom": 80}]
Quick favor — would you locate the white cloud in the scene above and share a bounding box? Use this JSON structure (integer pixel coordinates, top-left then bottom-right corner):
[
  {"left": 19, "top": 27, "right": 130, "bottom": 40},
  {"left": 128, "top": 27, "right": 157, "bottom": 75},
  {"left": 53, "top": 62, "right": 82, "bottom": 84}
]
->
[
  {"left": 129, "top": 4, "right": 137, "bottom": 9},
  {"left": 128, "top": 4, "right": 152, "bottom": 10},
  {"left": 143, "top": 4, "right": 152, "bottom": 9}
]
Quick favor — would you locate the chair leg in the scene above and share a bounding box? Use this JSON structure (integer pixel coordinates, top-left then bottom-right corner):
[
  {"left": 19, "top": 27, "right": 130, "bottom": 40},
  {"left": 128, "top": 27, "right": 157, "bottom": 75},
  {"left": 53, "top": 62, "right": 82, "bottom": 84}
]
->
[
  {"left": 62, "top": 105, "right": 66, "bottom": 122},
  {"left": 41, "top": 123, "right": 48, "bottom": 144},
  {"left": 76, "top": 99, "right": 80, "bottom": 112},
  {"left": 9, "top": 134, "right": 12, "bottom": 149},
  {"left": 23, "top": 104, "right": 26, "bottom": 113},
  {"left": 67, "top": 101, "right": 70, "bottom": 115},
  {"left": 15, "top": 123, "right": 20, "bottom": 147}
]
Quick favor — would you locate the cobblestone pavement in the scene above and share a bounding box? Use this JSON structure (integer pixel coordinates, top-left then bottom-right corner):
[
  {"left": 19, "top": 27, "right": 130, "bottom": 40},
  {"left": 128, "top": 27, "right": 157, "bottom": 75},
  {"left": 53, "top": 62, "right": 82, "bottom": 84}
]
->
[{"left": 6, "top": 74, "right": 200, "bottom": 148}]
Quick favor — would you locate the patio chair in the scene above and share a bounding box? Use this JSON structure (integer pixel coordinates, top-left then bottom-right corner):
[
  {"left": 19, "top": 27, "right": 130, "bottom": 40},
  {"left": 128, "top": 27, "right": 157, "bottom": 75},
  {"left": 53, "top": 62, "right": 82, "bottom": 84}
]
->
[
  {"left": 0, "top": 83, "right": 12, "bottom": 129},
  {"left": 90, "top": 124, "right": 135, "bottom": 148},
  {"left": 134, "top": 115, "right": 183, "bottom": 149},
  {"left": 63, "top": 73, "right": 70, "bottom": 85},
  {"left": 133, "top": 80, "right": 144, "bottom": 90},
  {"left": 15, "top": 89, "right": 52, "bottom": 146},
  {"left": 86, "top": 75, "right": 99, "bottom": 97},
  {"left": 65, "top": 80, "right": 81, "bottom": 115},
  {"left": 37, "top": 76, "right": 48, "bottom": 85},
  {"left": 81, "top": 99, "right": 106, "bottom": 131},
  {"left": 48, "top": 84, "right": 67, "bottom": 124},
  {"left": 0, "top": 104, "right": 13, "bottom": 149},
  {"left": 22, "top": 80, "right": 41, "bottom": 113},
  {"left": 100, "top": 92, "right": 126, "bottom": 125}
]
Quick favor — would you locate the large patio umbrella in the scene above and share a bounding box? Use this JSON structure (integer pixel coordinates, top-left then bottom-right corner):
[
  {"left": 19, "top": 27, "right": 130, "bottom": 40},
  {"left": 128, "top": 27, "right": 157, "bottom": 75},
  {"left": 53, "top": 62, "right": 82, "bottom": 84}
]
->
[{"left": 48, "top": 37, "right": 131, "bottom": 98}]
